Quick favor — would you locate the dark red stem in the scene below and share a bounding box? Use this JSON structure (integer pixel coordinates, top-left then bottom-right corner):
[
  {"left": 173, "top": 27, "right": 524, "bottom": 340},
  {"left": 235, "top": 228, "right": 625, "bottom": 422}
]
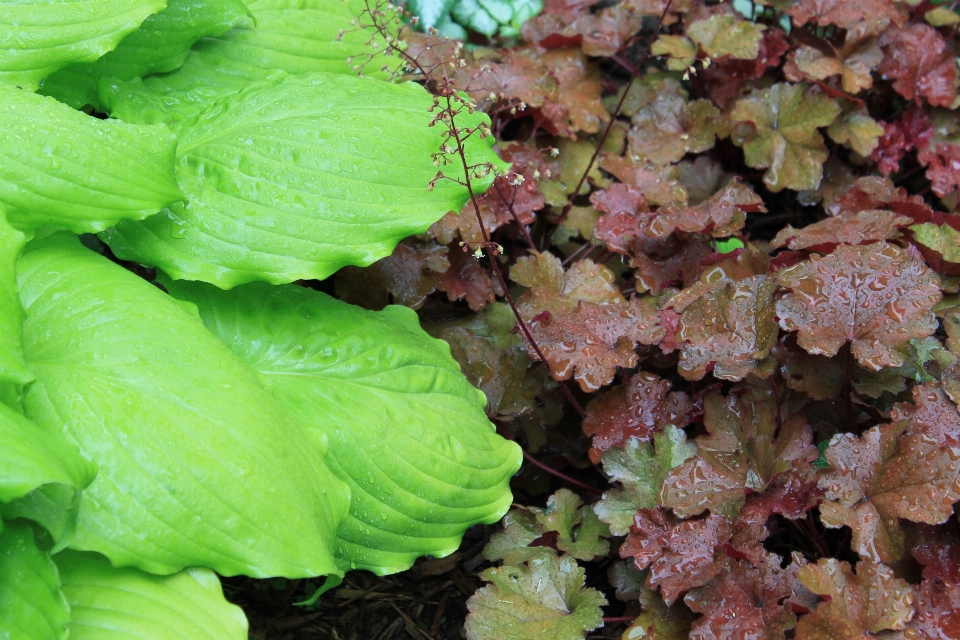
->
[{"left": 523, "top": 450, "right": 602, "bottom": 495}]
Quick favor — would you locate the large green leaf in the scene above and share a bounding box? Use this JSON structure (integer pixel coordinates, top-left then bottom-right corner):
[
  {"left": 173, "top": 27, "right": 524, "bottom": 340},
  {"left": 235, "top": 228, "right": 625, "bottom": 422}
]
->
[
  {"left": 56, "top": 551, "right": 248, "bottom": 640},
  {"left": 0, "top": 0, "right": 166, "bottom": 90},
  {"left": 101, "top": 0, "right": 396, "bottom": 128},
  {"left": 0, "top": 208, "right": 30, "bottom": 385},
  {"left": 102, "top": 73, "right": 507, "bottom": 289},
  {"left": 0, "top": 401, "right": 96, "bottom": 506},
  {"left": 0, "top": 85, "right": 182, "bottom": 234},
  {"left": 166, "top": 280, "right": 522, "bottom": 574},
  {"left": 40, "top": 0, "right": 249, "bottom": 111},
  {"left": 0, "top": 520, "right": 69, "bottom": 640},
  {"left": 17, "top": 234, "right": 351, "bottom": 578}
]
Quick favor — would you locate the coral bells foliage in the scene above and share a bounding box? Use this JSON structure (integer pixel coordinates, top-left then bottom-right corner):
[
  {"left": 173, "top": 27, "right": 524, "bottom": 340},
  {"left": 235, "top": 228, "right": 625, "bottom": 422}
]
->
[
  {"left": 7, "top": 0, "right": 960, "bottom": 636},
  {"left": 343, "top": 0, "right": 960, "bottom": 637}
]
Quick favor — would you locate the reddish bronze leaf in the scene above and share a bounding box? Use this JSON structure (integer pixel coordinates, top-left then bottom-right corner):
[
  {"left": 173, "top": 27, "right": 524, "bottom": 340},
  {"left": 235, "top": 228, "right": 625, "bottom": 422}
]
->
[
  {"left": 890, "top": 381, "right": 960, "bottom": 447},
  {"left": 870, "top": 107, "right": 934, "bottom": 176},
  {"left": 583, "top": 371, "right": 692, "bottom": 463},
  {"left": 436, "top": 246, "right": 497, "bottom": 312},
  {"left": 685, "top": 554, "right": 803, "bottom": 640},
  {"left": 702, "top": 30, "right": 789, "bottom": 108},
  {"left": 632, "top": 235, "right": 714, "bottom": 293},
  {"left": 783, "top": 22, "right": 883, "bottom": 94},
  {"left": 661, "top": 391, "right": 817, "bottom": 518},
  {"left": 591, "top": 183, "right": 651, "bottom": 255},
  {"left": 770, "top": 210, "right": 912, "bottom": 252},
  {"left": 335, "top": 239, "right": 448, "bottom": 310},
  {"left": 512, "top": 252, "right": 623, "bottom": 319},
  {"left": 817, "top": 423, "right": 960, "bottom": 563},
  {"left": 919, "top": 143, "right": 960, "bottom": 198},
  {"left": 903, "top": 580, "right": 960, "bottom": 640},
  {"left": 729, "top": 467, "right": 821, "bottom": 565},
  {"left": 599, "top": 154, "right": 689, "bottom": 207},
  {"left": 796, "top": 559, "right": 915, "bottom": 638},
  {"left": 627, "top": 94, "right": 721, "bottom": 167},
  {"left": 456, "top": 49, "right": 558, "bottom": 112},
  {"left": 913, "top": 540, "right": 960, "bottom": 583},
  {"left": 788, "top": 0, "right": 905, "bottom": 30},
  {"left": 621, "top": 507, "right": 733, "bottom": 604},
  {"left": 780, "top": 351, "right": 844, "bottom": 400},
  {"left": 526, "top": 298, "right": 663, "bottom": 392},
  {"left": 667, "top": 274, "right": 779, "bottom": 381},
  {"left": 775, "top": 242, "right": 942, "bottom": 371},
  {"left": 648, "top": 179, "right": 766, "bottom": 239},
  {"left": 879, "top": 24, "right": 958, "bottom": 108},
  {"left": 539, "top": 48, "right": 609, "bottom": 138}
]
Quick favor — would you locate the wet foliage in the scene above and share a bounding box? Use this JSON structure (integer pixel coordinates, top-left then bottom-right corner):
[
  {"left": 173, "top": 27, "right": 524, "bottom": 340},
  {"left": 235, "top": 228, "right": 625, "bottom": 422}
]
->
[{"left": 329, "top": 0, "right": 960, "bottom": 637}]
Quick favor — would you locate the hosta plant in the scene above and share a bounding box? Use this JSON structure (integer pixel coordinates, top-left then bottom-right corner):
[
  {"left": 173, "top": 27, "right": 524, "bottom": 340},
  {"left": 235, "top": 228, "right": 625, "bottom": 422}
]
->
[{"left": 0, "top": 0, "right": 521, "bottom": 638}]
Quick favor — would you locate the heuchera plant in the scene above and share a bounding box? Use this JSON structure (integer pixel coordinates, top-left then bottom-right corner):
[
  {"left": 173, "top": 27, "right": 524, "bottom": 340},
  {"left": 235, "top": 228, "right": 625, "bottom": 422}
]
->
[
  {"left": 0, "top": 1, "right": 523, "bottom": 637},
  {"left": 322, "top": 0, "right": 957, "bottom": 639}
]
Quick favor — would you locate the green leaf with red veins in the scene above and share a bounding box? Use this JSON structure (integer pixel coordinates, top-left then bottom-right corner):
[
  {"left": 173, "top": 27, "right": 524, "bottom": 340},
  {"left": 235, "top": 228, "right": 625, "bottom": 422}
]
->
[
  {"left": 687, "top": 15, "right": 765, "bottom": 60},
  {"left": 817, "top": 423, "right": 960, "bottom": 564},
  {"left": 685, "top": 554, "right": 803, "bottom": 640},
  {"left": 770, "top": 210, "right": 911, "bottom": 251},
  {"left": 620, "top": 507, "right": 732, "bottom": 605},
  {"left": 465, "top": 555, "right": 607, "bottom": 640},
  {"left": 796, "top": 559, "right": 914, "bottom": 638},
  {"left": 595, "top": 426, "right": 696, "bottom": 536},
  {"left": 775, "top": 243, "right": 942, "bottom": 371},
  {"left": 667, "top": 274, "right": 779, "bottom": 381},
  {"left": 909, "top": 223, "right": 960, "bottom": 274},
  {"left": 731, "top": 83, "right": 841, "bottom": 192},
  {"left": 661, "top": 391, "right": 817, "bottom": 518}
]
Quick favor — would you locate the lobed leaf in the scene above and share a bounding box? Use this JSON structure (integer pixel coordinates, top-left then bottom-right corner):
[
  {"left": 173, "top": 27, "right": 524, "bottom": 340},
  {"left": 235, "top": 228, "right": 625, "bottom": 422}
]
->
[
  {"left": 595, "top": 426, "right": 696, "bottom": 536},
  {"left": 731, "top": 83, "right": 841, "bottom": 193},
  {"left": 775, "top": 242, "right": 942, "bottom": 371},
  {"left": 0, "top": 84, "right": 181, "bottom": 234},
  {"left": 103, "top": 73, "right": 506, "bottom": 289},
  {"left": 17, "top": 234, "right": 351, "bottom": 578},
  {"left": 0, "top": 0, "right": 165, "bottom": 90},
  {"left": 796, "top": 559, "right": 914, "bottom": 638},
  {"left": 817, "top": 423, "right": 960, "bottom": 563},
  {"left": 166, "top": 279, "right": 521, "bottom": 575},
  {"left": 465, "top": 555, "right": 606, "bottom": 640},
  {"left": 771, "top": 210, "right": 911, "bottom": 252}
]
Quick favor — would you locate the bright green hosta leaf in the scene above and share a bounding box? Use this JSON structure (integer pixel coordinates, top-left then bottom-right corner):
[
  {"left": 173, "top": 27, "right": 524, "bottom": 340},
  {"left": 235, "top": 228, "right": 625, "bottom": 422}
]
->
[
  {"left": 0, "top": 520, "right": 69, "bottom": 640},
  {"left": 40, "top": 0, "right": 249, "bottom": 111},
  {"left": 0, "top": 0, "right": 165, "bottom": 90},
  {"left": 0, "top": 208, "right": 30, "bottom": 385},
  {"left": 56, "top": 551, "right": 248, "bottom": 640},
  {"left": 0, "top": 401, "right": 96, "bottom": 507},
  {"left": 731, "top": 83, "right": 841, "bottom": 192},
  {"left": 102, "top": 73, "right": 507, "bottom": 289},
  {"left": 100, "top": 0, "right": 396, "bottom": 128},
  {"left": 0, "top": 85, "right": 182, "bottom": 234},
  {"left": 164, "top": 280, "right": 522, "bottom": 574},
  {"left": 594, "top": 426, "right": 696, "bottom": 536},
  {"left": 17, "top": 234, "right": 350, "bottom": 578},
  {"left": 465, "top": 555, "right": 607, "bottom": 640}
]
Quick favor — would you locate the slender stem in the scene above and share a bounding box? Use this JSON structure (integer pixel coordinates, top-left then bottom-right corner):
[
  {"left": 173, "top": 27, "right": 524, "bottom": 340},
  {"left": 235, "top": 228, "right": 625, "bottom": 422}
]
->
[
  {"left": 548, "top": 0, "right": 674, "bottom": 236},
  {"left": 523, "top": 450, "right": 602, "bottom": 495},
  {"left": 769, "top": 375, "right": 782, "bottom": 433},
  {"left": 602, "top": 617, "right": 637, "bottom": 624},
  {"left": 494, "top": 182, "right": 536, "bottom": 250}
]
